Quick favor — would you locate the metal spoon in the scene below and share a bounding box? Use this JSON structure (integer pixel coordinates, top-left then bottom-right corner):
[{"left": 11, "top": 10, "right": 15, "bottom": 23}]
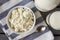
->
[{"left": 36, "top": 25, "right": 46, "bottom": 32}]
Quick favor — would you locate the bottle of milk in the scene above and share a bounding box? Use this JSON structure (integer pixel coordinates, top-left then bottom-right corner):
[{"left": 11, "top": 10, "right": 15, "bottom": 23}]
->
[
  {"left": 34, "top": 0, "right": 60, "bottom": 12},
  {"left": 46, "top": 11, "right": 60, "bottom": 30}
]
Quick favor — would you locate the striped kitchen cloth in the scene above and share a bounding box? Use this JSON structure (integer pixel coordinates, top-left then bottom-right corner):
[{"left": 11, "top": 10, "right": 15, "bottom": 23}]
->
[{"left": 0, "top": 0, "right": 54, "bottom": 40}]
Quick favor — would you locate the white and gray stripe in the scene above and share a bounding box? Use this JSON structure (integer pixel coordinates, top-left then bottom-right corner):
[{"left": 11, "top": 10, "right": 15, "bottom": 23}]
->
[{"left": 0, "top": 0, "right": 9, "bottom": 6}]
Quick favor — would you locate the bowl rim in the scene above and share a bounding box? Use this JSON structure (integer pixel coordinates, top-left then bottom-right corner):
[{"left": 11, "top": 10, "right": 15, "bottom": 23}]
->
[
  {"left": 49, "top": 11, "right": 60, "bottom": 30},
  {"left": 6, "top": 6, "right": 36, "bottom": 34},
  {"left": 46, "top": 11, "right": 60, "bottom": 30}
]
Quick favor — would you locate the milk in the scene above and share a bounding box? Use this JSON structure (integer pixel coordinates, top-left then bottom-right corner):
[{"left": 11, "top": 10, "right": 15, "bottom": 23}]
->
[
  {"left": 46, "top": 11, "right": 60, "bottom": 30},
  {"left": 34, "top": 0, "right": 60, "bottom": 12}
]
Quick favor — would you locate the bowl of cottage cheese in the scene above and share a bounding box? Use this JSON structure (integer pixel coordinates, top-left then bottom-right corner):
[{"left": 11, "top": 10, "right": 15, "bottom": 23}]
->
[{"left": 7, "top": 6, "right": 36, "bottom": 34}]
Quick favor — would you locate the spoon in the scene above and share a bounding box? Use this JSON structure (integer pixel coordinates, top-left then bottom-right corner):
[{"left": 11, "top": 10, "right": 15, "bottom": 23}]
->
[{"left": 36, "top": 25, "right": 46, "bottom": 32}]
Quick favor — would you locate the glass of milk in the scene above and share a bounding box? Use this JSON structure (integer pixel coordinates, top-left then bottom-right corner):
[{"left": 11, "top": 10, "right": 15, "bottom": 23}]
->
[
  {"left": 46, "top": 11, "right": 60, "bottom": 30},
  {"left": 34, "top": 0, "right": 60, "bottom": 12}
]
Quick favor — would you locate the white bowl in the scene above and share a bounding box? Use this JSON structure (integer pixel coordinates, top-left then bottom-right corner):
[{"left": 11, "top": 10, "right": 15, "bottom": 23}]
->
[
  {"left": 6, "top": 6, "right": 36, "bottom": 34},
  {"left": 46, "top": 11, "right": 60, "bottom": 30},
  {"left": 34, "top": 0, "right": 60, "bottom": 12}
]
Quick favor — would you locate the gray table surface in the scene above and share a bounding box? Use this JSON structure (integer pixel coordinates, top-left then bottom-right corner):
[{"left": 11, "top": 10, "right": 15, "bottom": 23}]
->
[{"left": 0, "top": 5, "right": 60, "bottom": 40}]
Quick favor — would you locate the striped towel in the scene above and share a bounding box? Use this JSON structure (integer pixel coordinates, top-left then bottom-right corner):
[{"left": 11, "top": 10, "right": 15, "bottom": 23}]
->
[{"left": 0, "top": 0, "right": 54, "bottom": 40}]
